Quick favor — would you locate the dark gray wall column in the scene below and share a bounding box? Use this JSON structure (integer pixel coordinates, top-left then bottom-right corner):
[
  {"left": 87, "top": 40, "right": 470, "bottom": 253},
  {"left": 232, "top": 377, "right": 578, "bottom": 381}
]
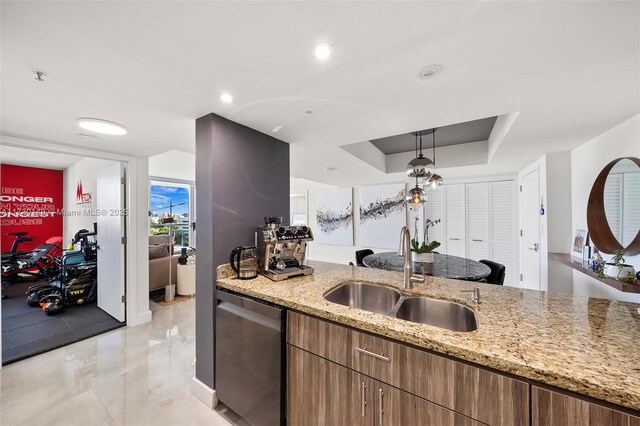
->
[{"left": 195, "top": 113, "right": 290, "bottom": 390}]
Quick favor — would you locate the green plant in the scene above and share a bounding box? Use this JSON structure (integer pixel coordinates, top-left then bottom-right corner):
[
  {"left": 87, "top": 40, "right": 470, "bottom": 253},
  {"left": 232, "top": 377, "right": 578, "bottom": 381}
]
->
[
  {"left": 611, "top": 250, "right": 626, "bottom": 266},
  {"left": 410, "top": 239, "right": 441, "bottom": 254}
]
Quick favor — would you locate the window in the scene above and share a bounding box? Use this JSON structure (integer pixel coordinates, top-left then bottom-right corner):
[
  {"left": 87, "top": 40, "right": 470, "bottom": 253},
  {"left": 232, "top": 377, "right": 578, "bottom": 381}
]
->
[{"left": 149, "top": 180, "right": 195, "bottom": 247}]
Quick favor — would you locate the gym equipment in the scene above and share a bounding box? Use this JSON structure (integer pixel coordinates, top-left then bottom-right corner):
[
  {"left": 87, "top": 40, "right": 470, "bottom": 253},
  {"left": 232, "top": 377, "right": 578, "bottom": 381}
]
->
[{"left": 26, "top": 227, "right": 98, "bottom": 315}]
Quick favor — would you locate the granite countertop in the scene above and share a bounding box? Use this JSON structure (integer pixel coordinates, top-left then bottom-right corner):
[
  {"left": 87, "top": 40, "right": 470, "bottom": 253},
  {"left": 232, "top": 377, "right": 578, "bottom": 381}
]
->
[
  {"left": 363, "top": 251, "right": 491, "bottom": 280},
  {"left": 217, "top": 261, "right": 640, "bottom": 411}
]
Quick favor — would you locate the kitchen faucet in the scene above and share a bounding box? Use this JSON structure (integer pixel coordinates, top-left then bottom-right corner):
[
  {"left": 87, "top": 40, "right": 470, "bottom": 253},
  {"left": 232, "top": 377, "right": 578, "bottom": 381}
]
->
[{"left": 398, "top": 226, "right": 425, "bottom": 289}]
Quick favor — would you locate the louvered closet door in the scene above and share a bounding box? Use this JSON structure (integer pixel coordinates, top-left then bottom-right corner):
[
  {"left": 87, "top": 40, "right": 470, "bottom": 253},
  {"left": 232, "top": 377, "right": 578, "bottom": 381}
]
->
[
  {"left": 490, "top": 181, "right": 516, "bottom": 286},
  {"left": 445, "top": 184, "right": 466, "bottom": 257},
  {"left": 622, "top": 172, "right": 640, "bottom": 247},
  {"left": 466, "top": 183, "right": 490, "bottom": 261},
  {"left": 604, "top": 174, "right": 623, "bottom": 243},
  {"left": 424, "top": 189, "right": 445, "bottom": 253}
]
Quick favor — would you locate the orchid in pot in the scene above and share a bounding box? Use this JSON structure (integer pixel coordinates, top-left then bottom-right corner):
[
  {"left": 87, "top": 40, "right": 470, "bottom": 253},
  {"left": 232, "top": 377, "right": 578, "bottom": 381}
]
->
[{"left": 411, "top": 217, "right": 441, "bottom": 263}]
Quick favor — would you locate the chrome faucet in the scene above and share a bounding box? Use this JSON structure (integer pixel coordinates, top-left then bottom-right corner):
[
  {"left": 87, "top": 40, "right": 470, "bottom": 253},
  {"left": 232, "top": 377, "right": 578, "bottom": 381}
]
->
[
  {"left": 398, "top": 226, "right": 425, "bottom": 289},
  {"left": 461, "top": 288, "right": 481, "bottom": 303}
]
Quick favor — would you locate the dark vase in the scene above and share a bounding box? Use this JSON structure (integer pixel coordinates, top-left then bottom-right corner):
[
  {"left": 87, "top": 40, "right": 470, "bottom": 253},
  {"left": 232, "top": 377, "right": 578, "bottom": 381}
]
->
[{"left": 178, "top": 247, "right": 188, "bottom": 265}]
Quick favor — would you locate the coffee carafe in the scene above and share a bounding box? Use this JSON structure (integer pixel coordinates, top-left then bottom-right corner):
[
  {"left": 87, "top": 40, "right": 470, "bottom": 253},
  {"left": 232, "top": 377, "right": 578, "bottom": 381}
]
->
[{"left": 230, "top": 245, "right": 258, "bottom": 280}]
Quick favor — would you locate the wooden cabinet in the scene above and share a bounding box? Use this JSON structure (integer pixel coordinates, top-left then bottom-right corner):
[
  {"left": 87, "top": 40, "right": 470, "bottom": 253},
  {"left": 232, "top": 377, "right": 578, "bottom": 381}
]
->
[
  {"left": 376, "top": 382, "right": 480, "bottom": 426},
  {"left": 287, "top": 345, "right": 481, "bottom": 426},
  {"left": 532, "top": 387, "right": 640, "bottom": 426},
  {"left": 287, "top": 345, "right": 372, "bottom": 426},
  {"left": 288, "top": 312, "right": 529, "bottom": 426}
]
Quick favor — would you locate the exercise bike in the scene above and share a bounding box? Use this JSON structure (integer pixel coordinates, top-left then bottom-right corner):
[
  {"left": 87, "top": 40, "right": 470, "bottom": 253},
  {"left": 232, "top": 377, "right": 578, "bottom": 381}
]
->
[
  {"left": 2, "top": 232, "right": 34, "bottom": 262},
  {"left": 1, "top": 235, "right": 63, "bottom": 298}
]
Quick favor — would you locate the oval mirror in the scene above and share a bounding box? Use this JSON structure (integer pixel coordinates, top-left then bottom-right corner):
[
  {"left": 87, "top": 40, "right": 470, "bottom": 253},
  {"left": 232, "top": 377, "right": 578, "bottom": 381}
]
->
[{"left": 587, "top": 157, "right": 640, "bottom": 255}]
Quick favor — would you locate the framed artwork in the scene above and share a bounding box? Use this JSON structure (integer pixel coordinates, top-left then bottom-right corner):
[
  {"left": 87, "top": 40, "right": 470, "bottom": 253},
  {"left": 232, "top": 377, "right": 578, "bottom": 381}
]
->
[
  {"left": 359, "top": 183, "right": 406, "bottom": 249},
  {"left": 572, "top": 228, "right": 588, "bottom": 259},
  {"left": 315, "top": 187, "right": 354, "bottom": 246}
]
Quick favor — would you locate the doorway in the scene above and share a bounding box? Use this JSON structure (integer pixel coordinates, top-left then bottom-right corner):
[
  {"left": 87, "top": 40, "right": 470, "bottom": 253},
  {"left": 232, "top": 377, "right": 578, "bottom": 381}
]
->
[
  {"left": 1, "top": 147, "right": 126, "bottom": 364},
  {"left": 520, "top": 168, "right": 541, "bottom": 290}
]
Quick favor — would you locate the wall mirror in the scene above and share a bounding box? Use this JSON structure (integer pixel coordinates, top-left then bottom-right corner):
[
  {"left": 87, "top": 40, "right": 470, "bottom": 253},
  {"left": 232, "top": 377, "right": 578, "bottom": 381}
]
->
[{"left": 587, "top": 157, "right": 640, "bottom": 255}]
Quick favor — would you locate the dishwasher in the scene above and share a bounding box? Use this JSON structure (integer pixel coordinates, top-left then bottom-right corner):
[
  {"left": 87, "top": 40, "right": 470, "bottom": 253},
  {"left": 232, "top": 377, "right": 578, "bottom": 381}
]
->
[{"left": 216, "top": 289, "right": 285, "bottom": 426}]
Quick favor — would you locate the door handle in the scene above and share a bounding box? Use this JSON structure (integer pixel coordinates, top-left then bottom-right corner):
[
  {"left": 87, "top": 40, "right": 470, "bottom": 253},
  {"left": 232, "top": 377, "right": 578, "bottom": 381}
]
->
[
  {"left": 528, "top": 243, "right": 539, "bottom": 252},
  {"left": 378, "top": 388, "right": 384, "bottom": 426},
  {"left": 361, "top": 382, "right": 367, "bottom": 417}
]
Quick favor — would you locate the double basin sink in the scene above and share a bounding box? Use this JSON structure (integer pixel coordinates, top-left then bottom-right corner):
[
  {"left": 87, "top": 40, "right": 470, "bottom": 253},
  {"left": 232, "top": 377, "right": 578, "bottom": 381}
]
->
[{"left": 324, "top": 282, "right": 478, "bottom": 332}]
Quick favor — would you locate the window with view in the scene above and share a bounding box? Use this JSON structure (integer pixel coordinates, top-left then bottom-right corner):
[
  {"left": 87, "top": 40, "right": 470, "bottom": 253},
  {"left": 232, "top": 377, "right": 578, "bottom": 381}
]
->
[{"left": 149, "top": 181, "right": 194, "bottom": 247}]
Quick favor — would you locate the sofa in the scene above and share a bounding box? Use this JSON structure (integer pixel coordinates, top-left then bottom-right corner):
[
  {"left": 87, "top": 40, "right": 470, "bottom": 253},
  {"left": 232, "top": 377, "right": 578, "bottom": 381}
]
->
[{"left": 149, "top": 235, "right": 180, "bottom": 292}]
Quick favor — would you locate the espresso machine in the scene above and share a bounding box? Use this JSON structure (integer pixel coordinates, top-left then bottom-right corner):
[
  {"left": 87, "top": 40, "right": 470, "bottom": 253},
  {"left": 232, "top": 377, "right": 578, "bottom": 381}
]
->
[{"left": 256, "top": 217, "right": 314, "bottom": 281}]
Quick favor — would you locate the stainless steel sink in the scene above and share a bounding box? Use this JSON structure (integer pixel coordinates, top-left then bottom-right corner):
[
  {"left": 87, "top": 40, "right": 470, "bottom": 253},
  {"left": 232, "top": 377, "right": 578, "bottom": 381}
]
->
[
  {"left": 323, "top": 282, "right": 402, "bottom": 315},
  {"left": 394, "top": 297, "right": 478, "bottom": 332}
]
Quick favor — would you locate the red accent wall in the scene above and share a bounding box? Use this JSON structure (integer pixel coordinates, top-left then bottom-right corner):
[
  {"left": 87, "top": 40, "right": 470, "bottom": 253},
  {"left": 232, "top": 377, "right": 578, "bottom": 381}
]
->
[{"left": 1, "top": 164, "right": 63, "bottom": 252}]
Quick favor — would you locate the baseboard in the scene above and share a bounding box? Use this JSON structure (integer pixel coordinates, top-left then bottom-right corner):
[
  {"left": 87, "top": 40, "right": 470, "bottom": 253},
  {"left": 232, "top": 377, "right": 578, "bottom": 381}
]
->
[
  {"left": 126, "top": 310, "right": 152, "bottom": 327},
  {"left": 191, "top": 377, "right": 217, "bottom": 409}
]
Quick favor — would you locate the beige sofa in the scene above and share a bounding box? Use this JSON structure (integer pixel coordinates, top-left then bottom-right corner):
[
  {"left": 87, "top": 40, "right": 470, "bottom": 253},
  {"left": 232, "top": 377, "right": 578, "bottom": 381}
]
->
[{"left": 149, "top": 235, "right": 180, "bottom": 292}]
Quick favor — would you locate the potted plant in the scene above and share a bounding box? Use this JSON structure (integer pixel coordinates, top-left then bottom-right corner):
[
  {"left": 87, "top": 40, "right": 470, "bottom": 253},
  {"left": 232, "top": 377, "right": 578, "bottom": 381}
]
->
[
  {"left": 603, "top": 250, "right": 636, "bottom": 283},
  {"left": 411, "top": 217, "right": 441, "bottom": 263}
]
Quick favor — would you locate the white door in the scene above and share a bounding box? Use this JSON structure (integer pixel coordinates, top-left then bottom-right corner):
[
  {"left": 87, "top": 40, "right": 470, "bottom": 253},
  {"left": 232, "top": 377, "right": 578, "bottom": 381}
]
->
[
  {"left": 520, "top": 169, "right": 541, "bottom": 290},
  {"left": 466, "top": 183, "right": 490, "bottom": 261},
  {"left": 445, "top": 184, "right": 466, "bottom": 257},
  {"left": 96, "top": 163, "right": 126, "bottom": 322}
]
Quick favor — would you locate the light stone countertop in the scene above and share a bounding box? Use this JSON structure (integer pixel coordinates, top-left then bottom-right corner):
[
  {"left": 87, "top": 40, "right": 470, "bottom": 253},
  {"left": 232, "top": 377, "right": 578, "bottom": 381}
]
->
[{"left": 216, "top": 261, "right": 640, "bottom": 411}]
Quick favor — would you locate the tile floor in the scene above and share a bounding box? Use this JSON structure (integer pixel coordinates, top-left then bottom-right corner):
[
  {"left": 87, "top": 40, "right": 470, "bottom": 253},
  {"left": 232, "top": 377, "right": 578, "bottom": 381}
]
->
[{"left": 0, "top": 298, "right": 249, "bottom": 426}]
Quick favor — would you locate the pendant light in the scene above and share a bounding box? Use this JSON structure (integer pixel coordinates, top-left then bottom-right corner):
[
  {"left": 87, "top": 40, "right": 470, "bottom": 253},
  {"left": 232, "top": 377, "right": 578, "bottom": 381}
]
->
[
  {"left": 406, "top": 130, "right": 434, "bottom": 181},
  {"left": 405, "top": 176, "right": 427, "bottom": 205},
  {"left": 426, "top": 128, "right": 444, "bottom": 190}
]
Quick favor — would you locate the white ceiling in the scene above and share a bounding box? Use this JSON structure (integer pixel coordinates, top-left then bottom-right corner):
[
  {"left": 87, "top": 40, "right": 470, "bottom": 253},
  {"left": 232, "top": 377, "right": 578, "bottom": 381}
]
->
[
  {"left": 1, "top": 2, "right": 638, "bottom": 186},
  {"left": 0, "top": 145, "right": 82, "bottom": 170},
  {"left": 149, "top": 150, "right": 196, "bottom": 182}
]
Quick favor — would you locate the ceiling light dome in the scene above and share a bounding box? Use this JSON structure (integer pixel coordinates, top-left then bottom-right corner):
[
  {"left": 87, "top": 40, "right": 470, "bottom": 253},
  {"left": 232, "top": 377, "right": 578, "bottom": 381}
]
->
[
  {"left": 406, "top": 130, "right": 434, "bottom": 180},
  {"left": 405, "top": 184, "right": 427, "bottom": 205},
  {"left": 427, "top": 173, "right": 444, "bottom": 190},
  {"left": 78, "top": 118, "right": 127, "bottom": 135},
  {"left": 406, "top": 155, "right": 434, "bottom": 180}
]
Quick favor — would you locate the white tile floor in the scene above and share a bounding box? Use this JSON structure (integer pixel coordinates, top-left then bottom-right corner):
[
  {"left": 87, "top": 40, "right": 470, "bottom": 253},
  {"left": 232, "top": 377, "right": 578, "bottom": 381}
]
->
[{"left": 0, "top": 299, "right": 248, "bottom": 426}]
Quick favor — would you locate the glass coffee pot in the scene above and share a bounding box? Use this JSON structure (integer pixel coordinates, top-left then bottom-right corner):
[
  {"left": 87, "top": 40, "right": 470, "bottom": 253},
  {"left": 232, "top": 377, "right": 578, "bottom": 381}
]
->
[{"left": 230, "top": 245, "right": 258, "bottom": 280}]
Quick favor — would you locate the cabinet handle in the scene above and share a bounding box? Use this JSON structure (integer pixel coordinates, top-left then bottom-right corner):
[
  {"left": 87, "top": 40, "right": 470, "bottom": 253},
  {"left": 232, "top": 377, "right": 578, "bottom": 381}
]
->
[
  {"left": 355, "top": 346, "right": 390, "bottom": 362},
  {"left": 361, "top": 382, "right": 367, "bottom": 417},
  {"left": 449, "top": 237, "right": 461, "bottom": 241},
  {"left": 378, "top": 388, "right": 384, "bottom": 426},
  {"left": 472, "top": 239, "right": 483, "bottom": 242}
]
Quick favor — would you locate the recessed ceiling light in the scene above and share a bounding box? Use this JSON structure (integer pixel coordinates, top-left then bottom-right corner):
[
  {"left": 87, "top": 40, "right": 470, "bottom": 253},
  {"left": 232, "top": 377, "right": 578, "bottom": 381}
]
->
[
  {"left": 78, "top": 118, "right": 127, "bottom": 135},
  {"left": 300, "top": 107, "right": 316, "bottom": 115},
  {"left": 75, "top": 134, "right": 98, "bottom": 143},
  {"left": 314, "top": 43, "right": 332, "bottom": 60},
  {"left": 220, "top": 93, "right": 233, "bottom": 103},
  {"left": 418, "top": 64, "right": 443, "bottom": 79}
]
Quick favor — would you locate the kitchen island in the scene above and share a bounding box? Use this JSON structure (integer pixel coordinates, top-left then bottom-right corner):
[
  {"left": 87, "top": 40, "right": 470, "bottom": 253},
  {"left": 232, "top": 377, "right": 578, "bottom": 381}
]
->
[{"left": 216, "top": 260, "right": 640, "bottom": 424}]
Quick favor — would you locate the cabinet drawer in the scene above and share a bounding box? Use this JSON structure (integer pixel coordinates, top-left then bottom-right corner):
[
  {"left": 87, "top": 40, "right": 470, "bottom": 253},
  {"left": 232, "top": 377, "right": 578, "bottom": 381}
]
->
[
  {"left": 288, "top": 311, "right": 529, "bottom": 426},
  {"left": 532, "top": 387, "right": 640, "bottom": 426}
]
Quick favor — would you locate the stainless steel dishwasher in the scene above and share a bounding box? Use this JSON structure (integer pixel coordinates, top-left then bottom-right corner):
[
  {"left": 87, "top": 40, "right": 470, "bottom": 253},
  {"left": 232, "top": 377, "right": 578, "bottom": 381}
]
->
[{"left": 216, "top": 289, "right": 285, "bottom": 426}]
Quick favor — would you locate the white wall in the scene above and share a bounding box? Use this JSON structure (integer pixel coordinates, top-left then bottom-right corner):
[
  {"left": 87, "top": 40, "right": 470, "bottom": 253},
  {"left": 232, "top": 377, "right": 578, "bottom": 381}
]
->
[
  {"left": 63, "top": 158, "right": 120, "bottom": 245},
  {"left": 294, "top": 175, "right": 518, "bottom": 267},
  {"left": 571, "top": 113, "right": 640, "bottom": 270},
  {"left": 148, "top": 150, "right": 195, "bottom": 181}
]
